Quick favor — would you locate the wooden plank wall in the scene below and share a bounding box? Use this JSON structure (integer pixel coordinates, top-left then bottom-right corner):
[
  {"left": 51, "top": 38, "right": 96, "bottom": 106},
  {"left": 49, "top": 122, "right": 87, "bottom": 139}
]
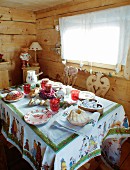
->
[
  {"left": 0, "top": 7, "right": 36, "bottom": 85},
  {"left": 35, "top": 0, "right": 130, "bottom": 121}
]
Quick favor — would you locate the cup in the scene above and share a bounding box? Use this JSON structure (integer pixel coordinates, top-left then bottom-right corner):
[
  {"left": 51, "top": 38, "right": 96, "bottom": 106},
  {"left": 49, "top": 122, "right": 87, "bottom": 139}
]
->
[
  {"left": 23, "top": 84, "right": 31, "bottom": 94},
  {"left": 50, "top": 98, "right": 60, "bottom": 112},
  {"left": 41, "top": 78, "right": 49, "bottom": 89},
  {"left": 71, "top": 89, "right": 80, "bottom": 101}
]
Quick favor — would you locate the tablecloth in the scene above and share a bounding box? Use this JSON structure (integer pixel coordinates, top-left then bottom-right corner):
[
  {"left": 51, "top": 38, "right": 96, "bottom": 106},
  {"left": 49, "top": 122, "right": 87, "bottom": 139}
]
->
[{"left": 0, "top": 90, "right": 130, "bottom": 170}]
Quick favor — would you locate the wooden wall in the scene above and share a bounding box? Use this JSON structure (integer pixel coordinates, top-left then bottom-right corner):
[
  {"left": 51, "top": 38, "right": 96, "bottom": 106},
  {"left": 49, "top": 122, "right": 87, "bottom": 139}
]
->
[
  {"left": 0, "top": 7, "right": 36, "bottom": 85},
  {"left": 0, "top": 1, "right": 130, "bottom": 121},
  {"left": 35, "top": 0, "right": 130, "bottom": 121}
]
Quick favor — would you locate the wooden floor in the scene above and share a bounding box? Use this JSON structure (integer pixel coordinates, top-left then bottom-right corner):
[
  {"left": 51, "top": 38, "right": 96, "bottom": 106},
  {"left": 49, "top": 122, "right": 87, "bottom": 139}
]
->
[{"left": 0, "top": 132, "right": 130, "bottom": 170}]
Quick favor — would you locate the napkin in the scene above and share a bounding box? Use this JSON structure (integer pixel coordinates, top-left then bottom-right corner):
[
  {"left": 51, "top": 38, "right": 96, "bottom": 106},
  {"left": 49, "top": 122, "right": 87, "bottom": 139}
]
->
[
  {"left": 54, "top": 111, "right": 100, "bottom": 136},
  {"left": 47, "top": 106, "right": 100, "bottom": 144}
]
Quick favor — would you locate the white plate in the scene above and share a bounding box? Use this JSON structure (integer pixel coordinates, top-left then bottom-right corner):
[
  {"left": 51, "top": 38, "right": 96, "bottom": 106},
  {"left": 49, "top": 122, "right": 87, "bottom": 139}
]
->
[
  {"left": 52, "top": 82, "right": 63, "bottom": 89},
  {"left": 79, "top": 91, "right": 95, "bottom": 100},
  {"left": 3, "top": 93, "right": 24, "bottom": 103},
  {"left": 24, "top": 109, "right": 52, "bottom": 125}
]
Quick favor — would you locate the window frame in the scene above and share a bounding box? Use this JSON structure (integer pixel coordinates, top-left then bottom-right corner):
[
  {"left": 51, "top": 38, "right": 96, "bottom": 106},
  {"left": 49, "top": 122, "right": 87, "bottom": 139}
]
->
[
  {"left": 67, "top": 60, "right": 120, "bottom": 71},
  {"left": 59, "top": 5, "right": 130, "bottom": 72}
]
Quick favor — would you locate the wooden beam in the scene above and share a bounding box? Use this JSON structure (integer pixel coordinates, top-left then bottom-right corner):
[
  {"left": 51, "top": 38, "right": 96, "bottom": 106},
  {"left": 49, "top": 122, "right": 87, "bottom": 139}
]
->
[
  {"left": 0, "top": 7, "right": 35, "bottom": 22},
  {"left": 10, "top": 8, "right": 36, "bottom": 22},
  {"left": 36, "top": 0, "right": 130, "bottom": 19},
  {"left": 0, "top": 21, "right": 36, "bottom": 34}
]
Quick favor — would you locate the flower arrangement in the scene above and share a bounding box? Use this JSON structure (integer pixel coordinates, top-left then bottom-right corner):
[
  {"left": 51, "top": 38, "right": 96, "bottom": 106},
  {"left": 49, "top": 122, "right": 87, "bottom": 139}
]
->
[
  {"left": 64, "top": 66, "right": 78, "bottom": 76},
  {"left": 64, "top": 66, "right": 78, "bottom": 86}
]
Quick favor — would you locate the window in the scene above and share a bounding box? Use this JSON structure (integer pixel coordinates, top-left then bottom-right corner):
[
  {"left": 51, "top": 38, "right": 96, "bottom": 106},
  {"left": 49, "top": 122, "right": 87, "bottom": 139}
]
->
[{"left": 59, "top": 5, "right": 130, "bottom": 71}]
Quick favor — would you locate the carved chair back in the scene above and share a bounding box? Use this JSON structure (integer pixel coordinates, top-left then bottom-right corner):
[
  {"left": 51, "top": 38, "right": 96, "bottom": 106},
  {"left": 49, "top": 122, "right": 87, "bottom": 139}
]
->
[
  {"left": 64, "top": 66, "right": 78, "bottom": 86},
  {"left": 86, "top": 72, "right": 110, "bottom": 97}
]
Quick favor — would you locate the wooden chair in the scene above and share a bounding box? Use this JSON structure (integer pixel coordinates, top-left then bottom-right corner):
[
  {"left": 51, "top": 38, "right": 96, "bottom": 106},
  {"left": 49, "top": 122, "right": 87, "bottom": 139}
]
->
[
  {"left": 86, "top": 72, "right": 110, "bottom": 97},
  {"left": 64, "top": 66, "right": 78, "bottom": 86}
]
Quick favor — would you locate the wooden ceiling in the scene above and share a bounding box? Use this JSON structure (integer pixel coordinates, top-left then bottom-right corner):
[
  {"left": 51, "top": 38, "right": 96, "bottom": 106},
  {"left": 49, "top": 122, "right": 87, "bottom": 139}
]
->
[{"left": 0, "top": 0, "right": 73, "bottom": 11}]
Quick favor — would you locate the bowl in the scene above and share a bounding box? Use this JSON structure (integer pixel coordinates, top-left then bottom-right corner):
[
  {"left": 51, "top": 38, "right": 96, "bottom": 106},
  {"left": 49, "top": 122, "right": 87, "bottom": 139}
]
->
[{"left": 78, "top": 99, "right": 103, "bottom": 115}]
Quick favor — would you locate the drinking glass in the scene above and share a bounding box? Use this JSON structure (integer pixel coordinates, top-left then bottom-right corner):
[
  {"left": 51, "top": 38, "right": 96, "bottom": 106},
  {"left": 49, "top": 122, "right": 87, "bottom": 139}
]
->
[
  {"left": 65, "top": 85, "right": 72, "bottom": 95},
  {"left": 23, "top": 84, "right": 31, "bottom": 94},
  {"left": 50, "top": 98, "right": 60, "bottom": 112},
  {"left": 45, "top": 83, "right": 52, "bottom": 93},
  {"left": 41, "top": 78, "right": 49, "bottom": 89},
  {"left": 71, "top": 90, "right": 80, "bottom": 101}
]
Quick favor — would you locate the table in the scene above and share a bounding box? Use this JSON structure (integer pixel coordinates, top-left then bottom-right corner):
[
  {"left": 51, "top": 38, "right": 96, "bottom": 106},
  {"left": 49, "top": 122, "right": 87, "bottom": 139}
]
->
[{"left": 0, "top": 86, "right": 130, "bottom": 170}]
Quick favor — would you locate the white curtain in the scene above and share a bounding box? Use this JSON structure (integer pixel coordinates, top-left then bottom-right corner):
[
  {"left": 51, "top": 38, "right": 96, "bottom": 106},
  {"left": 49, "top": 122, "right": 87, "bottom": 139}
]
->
[
  {"left": 124, "top": 46, "right": 130, "bottom": 80},
  {"left": 59, "top": 5, "right": 130, "bottom": 68}
]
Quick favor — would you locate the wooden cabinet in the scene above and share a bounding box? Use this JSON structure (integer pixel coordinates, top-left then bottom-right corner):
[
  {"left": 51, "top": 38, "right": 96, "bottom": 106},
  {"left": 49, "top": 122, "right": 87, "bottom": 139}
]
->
[
  {"left": 22, "top": 66, "right": 40, "bottom": 83},
  {"left": 0, "top": 62, "right": 9, "bottom": 89}
]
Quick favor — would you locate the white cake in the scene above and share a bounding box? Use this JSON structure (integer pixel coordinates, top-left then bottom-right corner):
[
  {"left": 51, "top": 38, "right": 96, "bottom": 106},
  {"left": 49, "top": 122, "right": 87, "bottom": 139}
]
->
[{"left": 67, "top": 108, "right": 90, "bottom": 126}]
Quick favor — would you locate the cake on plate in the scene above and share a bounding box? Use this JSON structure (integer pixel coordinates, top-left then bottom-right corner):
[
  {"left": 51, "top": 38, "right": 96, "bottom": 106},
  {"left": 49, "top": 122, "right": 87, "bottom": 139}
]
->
[
  {"left": 5, "top": 90, "right": 23, "bottom": 101},
  {"left": 67, "top": 108, "right": 90, "bottom": 126}
]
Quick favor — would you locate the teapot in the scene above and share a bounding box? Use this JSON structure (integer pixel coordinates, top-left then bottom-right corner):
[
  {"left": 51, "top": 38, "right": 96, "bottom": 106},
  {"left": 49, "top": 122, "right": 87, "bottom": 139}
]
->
[{"left": 26, "top": 70, "right": 43, "bottom": 85}]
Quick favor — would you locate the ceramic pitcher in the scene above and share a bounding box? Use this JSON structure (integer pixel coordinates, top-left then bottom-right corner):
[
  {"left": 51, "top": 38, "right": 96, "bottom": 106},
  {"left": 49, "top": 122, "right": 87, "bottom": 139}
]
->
[{"left": 26, "top": 70, "right": 38, "bottom": 84}]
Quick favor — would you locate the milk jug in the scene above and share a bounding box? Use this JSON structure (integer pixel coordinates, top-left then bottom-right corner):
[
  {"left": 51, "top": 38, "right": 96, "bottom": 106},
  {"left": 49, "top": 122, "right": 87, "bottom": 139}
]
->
[{"left": 26, "top": 70, "right": 37, "bottom": 84}]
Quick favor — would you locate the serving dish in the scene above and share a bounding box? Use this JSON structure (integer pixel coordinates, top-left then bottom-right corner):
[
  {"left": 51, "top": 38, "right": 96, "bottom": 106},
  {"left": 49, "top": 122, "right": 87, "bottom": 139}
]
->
[
  {"left": 39, "top": 89, "right": 56, "bottom": 99},
  {"left": 24, "top": 109, "right": 52, "bottom": 125},
  {"left": 3, "top": 93, "right": 24, "bottom": 103},
  {"left": 78, "top": 99, "right": 103, "bottom": 114}
]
